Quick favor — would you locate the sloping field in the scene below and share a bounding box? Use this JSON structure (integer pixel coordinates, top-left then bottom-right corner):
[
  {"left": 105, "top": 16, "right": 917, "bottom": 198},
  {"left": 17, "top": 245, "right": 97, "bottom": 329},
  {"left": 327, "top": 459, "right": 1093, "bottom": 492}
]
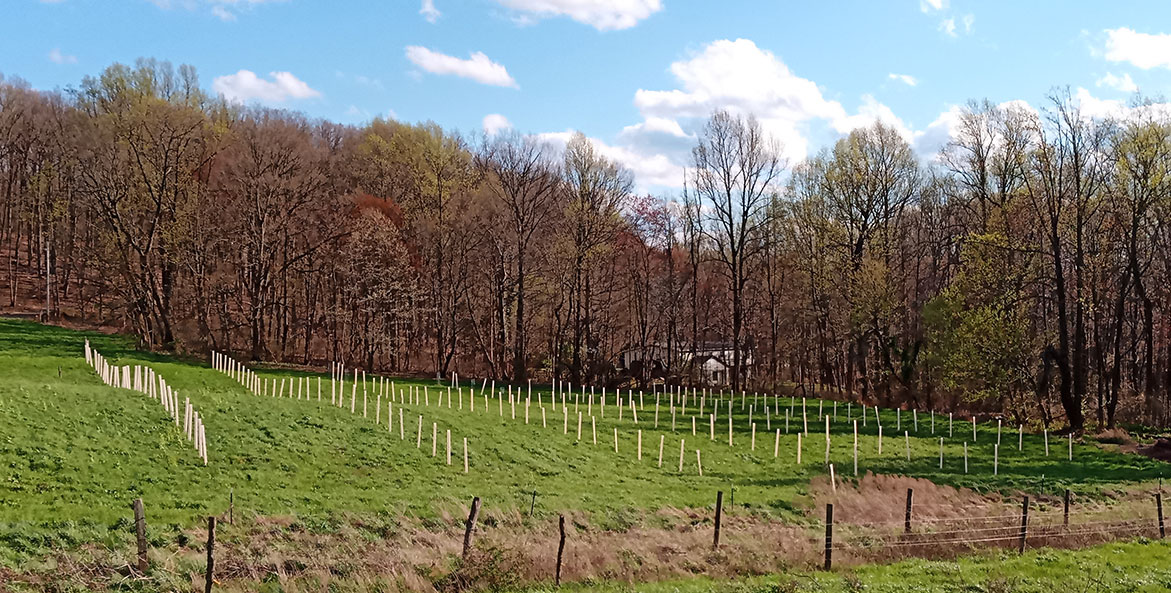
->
[{"left": 1, "top": 318, "right": 1167, "bottom": 591}]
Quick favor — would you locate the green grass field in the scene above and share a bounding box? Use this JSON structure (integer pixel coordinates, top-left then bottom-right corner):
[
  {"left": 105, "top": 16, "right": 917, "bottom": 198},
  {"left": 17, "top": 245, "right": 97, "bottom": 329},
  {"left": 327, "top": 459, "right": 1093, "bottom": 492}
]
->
[
  {"left": 550, "top": 539, "right": 1171, "bottom": 593},
  {"left": 1, "top": 318, "right": 1168, "bottom": 590}
]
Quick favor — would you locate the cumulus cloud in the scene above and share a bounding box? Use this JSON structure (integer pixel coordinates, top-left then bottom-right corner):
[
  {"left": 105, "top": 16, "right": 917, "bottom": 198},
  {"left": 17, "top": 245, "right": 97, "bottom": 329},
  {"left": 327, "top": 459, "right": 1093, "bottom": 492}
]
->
[
  {"left": 1096, "top": 72, "right": 1138, "bottom": 93},
  {"left": 558, "top": 38, "right": 1048, "bottom": 190},
  {"left": 832, "top": 94, "right": 915, "bottom": 142},
  {"left": 420, "top": 0, "right": 440, "bottom": 22},
  {"left": 630, "top": 38, "right": 863, "bottom": 164},
  {"left": 405, "top": 46, "right": 518, "bottom": 87},
  {"left": 483, "top": 113, "right": 513, "bottom": 136},
  {"left": 495, "top": 0, "right": 661, "bottom": 31},
  {"left": 889, "top": 73, "right": 918, "bottom": 86},
  {"left": 212, "top": 70, "right": 321, "bottom": 103},
  {"left": 48, "top": 48, "right": 77, "bottom": 64},
  {"left": 1103, "top": 28, "right": 1171, "bottom": 69},
  {"left": 537, "top": 129, "right": 685, "bottom": 190},
  {"left": 587, "top": 38, "right": 943, "bottom": 189}
]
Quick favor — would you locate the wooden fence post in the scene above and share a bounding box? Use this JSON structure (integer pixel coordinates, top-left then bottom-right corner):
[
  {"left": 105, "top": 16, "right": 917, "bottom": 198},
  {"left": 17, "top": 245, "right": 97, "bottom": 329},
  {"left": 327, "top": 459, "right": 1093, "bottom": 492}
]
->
[
  {"left": 904, "top": 488, "right": 913, "bottom": 534},
  {"left": 556, "top": 515, "right": 567, "bottom": 587},
  {"left": 132, "top": 498, "right": 148, "bottom": 573},
  {"left": 1063, "top": 489, "right": 1070, "bottom": 527},
  {"left": 823, "top": 503, "right": 834, "bottom": 571},
  {"left": 462, "top": 496, "right": 481, "bottom": 558},
  {"left": 1158, "top": 492, "right": 1165, "bottom": 539},
  {"left": 713, "top": 491, "right": 723, "bottom": 549},
  {"left": 205, "top": 516, "right": 216, "bottom": 593},
  {"left": 1018, "top": 496, "right": 1029, "bottom": 554}
]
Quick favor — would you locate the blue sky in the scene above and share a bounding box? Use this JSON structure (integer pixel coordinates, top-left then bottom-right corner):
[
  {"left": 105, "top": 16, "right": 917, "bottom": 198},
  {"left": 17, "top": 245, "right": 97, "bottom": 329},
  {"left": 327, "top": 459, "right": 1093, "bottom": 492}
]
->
[{"left": 6, "top": 0, "right": 1171, "bottom": 191}]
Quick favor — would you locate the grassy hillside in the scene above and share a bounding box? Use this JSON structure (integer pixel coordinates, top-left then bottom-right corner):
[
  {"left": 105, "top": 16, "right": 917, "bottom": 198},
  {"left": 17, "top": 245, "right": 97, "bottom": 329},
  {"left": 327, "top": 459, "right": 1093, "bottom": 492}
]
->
[{"left": 1, "top": 318, "right": 1168, "bottom": 585}]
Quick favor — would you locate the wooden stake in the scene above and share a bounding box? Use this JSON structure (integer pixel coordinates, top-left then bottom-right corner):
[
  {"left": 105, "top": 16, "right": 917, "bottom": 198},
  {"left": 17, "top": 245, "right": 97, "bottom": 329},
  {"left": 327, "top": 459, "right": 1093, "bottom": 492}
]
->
[
  {"left": 204, "top": 516, "right": 216, "bottom": 593},
  {"left": 1018, "top": 496, "right": 1029, "bottom": 554},
  {"left": 555, "top": 515, "right": 566, "bottom": 586},
  {"left": 1158, "top": 492, "right": 1165, "bottom": 539},
  {"left": 462, "top": 496, "right": 481, "bottom": 558},
  {"left": 904, "top": 488, "right": 913, "bottom": 534},
  {"left": 824, "top": 503, "right": 834, "bottom": 571},
  {"left": 132, "top": 498, "right": 148, "bottom": 574},
  {"left": 713, "top": 491, "right": 723, "bottom": 549}
]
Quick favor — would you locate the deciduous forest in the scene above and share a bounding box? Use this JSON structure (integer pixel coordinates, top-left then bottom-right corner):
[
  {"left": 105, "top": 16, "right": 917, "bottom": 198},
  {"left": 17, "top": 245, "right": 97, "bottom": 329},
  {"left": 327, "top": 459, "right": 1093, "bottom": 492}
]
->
[{"left": 5, "top": 59, "right": 1171, "bottom": 432}]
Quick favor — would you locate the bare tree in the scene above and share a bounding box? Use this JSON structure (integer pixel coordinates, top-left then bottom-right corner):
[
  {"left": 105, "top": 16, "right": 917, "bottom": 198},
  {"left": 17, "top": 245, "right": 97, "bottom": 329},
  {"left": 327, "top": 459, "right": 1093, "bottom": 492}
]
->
[
  {"left": 480, "top": 132, "right": 560, "bottom": 381},
  {"left": 688, "top": 110, "right": 785, "bottom": 392}
]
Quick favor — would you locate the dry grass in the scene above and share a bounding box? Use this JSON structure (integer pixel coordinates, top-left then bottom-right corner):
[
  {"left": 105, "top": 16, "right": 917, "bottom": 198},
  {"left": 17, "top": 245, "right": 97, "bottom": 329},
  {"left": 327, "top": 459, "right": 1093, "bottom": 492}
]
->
[
  {"left": 805, "top": 473, "right": 1165, "bottom": 567},
  {"left": 9, "top": 475, "right": 1167, "bottom": 592},
  {"left": 1095, "top": 428, "right": 1135, "bottom": 446}
]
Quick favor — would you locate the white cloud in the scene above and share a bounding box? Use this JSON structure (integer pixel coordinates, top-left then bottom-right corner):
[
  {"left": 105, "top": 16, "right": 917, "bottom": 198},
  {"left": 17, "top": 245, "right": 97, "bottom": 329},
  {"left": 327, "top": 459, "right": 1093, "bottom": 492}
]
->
[
  {"left": 568, "top": 37, "right": 1059, "bottom": 190},
  {"left": 211, "top": 5, "right": 235, "bottom": 20},
  {"left": 537, "top": 129, "right": 684, "bottom": 190},
  {"left": 919, "top": 0, "right": 946, "bottom": 12},
  {"left": 405, "top": 46, "right": 518, "bottom": 88},
  {"left": 1103, "top": 27, "right": 1171, "bottom": 69},
  {"left": 888, "top": 73, "right": 918, "bottom": 86},
  {"left": 494, "top": 0, "right": 661, "bottom": 31},
  {"left": 1074, "top": 87, "right": 1129, "bottom": 120},
  {"left": 911, "top": 100, "right": 1040, "bottom": 160},
  {"left": 912, "top": 104, "right": 964, "bottom": 157},
  {"left": 621, "top": 116, "right": 690, "bottom": 139},
  {"left": 631, "top": 38, "right": 852, "bottom": 164},
  {"left": 1096, "top": 72, "right": 1138, "bottom": 93},
  {"left": 832, "top": 94, "right": 915, "bottom": 142},
  {"left": 939, "top": 17, "right": 956, "bottom": 37},
  {"left": 48, "top": 48, "right": 77, "bottom": 64},
  {"left": 483, "top": 113, "right": 513, "bottom": 136},
  {"left": 420, "top": 0, "right": 440, "bottom": 23},
  {"left": 594, "top": 38, "right": 944, "bottom": 189},
  {"left": 212, "top": 70, "right": 321, "bottom": 103},
  {"left": 962, "top": 13, "right": 974, "bottom": 34}
]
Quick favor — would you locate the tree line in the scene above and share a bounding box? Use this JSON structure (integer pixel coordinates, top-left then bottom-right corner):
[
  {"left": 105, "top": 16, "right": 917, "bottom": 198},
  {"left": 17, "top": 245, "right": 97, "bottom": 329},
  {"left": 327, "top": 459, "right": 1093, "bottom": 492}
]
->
[{"left": 3, "top": 59, "right": 1171, "bottom": 432}]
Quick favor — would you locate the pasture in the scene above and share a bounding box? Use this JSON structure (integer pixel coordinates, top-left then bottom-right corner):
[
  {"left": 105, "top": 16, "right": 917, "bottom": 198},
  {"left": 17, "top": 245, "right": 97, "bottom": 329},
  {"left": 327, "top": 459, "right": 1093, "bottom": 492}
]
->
[{"left": 1, "top": 318, "right": 1167, "bottom": 591}]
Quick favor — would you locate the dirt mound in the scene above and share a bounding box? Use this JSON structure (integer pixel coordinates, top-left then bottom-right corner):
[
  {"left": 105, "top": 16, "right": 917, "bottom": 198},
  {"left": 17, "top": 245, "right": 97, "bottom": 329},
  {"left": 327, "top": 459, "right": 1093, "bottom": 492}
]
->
[{"left": 1136, "top": 437, "right": 1171, "bottom": 462}]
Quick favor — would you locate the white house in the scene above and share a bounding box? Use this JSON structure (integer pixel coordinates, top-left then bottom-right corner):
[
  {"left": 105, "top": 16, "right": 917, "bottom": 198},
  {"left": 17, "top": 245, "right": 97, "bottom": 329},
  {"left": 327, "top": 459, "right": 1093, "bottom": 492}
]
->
[{"left": 618, "top": 341, "right": 752, "bottom": 386}]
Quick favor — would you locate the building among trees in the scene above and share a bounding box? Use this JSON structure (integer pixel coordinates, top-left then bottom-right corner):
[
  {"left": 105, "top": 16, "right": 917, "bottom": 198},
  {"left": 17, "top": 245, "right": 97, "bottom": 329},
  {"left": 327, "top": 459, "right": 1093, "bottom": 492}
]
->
[{"left": 618, "top": 342, "right": 754, "bottom": 386}]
